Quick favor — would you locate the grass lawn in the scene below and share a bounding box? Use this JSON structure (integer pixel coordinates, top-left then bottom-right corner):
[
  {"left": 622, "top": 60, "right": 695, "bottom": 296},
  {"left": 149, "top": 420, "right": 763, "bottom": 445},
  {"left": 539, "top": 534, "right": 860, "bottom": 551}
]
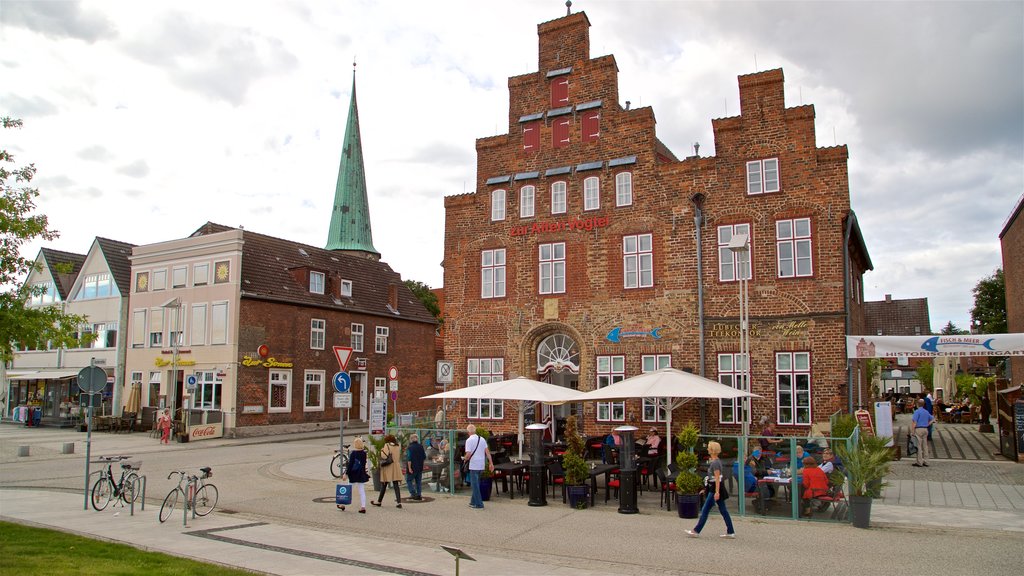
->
[{"left": 0, "top": 521, "right": 257, "bottom": 575}]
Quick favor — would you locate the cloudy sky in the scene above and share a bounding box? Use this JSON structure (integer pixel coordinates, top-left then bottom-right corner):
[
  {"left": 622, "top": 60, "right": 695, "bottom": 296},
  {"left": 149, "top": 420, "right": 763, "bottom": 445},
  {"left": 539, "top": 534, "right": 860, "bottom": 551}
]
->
[{"left": 3, "top": 0, "right": 1021, "bottom": 332}]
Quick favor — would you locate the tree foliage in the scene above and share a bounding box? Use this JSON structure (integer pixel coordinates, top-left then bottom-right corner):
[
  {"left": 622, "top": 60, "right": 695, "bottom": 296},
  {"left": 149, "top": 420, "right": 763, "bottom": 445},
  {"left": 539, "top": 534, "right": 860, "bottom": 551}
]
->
[
  {"left": 970, "top": 269, "right": 1006, "bottom": 334},
  {"left": 404, "top": 279, "right": 442, "bottom": 324},
  {"left": 939, "top": 321, "right": 969, "bottom": 335},
  {"left": 0, "top": 117, "right": 89, "bottom": 363},
  {"left": 915, "top": 359, "right": 934, "bottom": 392}
]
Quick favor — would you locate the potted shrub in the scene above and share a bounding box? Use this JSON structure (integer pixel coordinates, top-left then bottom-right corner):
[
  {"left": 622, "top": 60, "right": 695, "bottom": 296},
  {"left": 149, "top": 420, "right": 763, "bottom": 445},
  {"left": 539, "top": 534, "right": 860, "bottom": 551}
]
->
[
  {"left": 562, "top": 415, "right": 590, "bottom": 509},
  {"left": 836, "top": 434, "right": 892, "bottom": 529},
  {"left": 674, "top": 423, "right": 702, "bottom": 518},
  {"left": 366, "top": 435, "right": 387, "bottom": 492},
  {"left": 475, "top": 426, "right": 493, "bottom": 501}
]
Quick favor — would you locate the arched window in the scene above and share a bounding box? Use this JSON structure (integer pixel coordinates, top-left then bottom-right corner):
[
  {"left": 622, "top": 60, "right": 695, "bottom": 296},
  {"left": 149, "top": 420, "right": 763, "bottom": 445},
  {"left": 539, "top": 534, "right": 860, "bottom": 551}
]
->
[
  {"left": 536, "top": 333, "right": 580, "bottom": 374},
  {"left": 583, "top": 176, "right": 600, "bottom": 210},
  {"left": 551, "top": 181, "right": 567, "bottom": 214},
  {"left": 520, "top": 185, "right": 535, "bottom": 218},
  {"left": 615, "top": 172, "right": 632, "bottom": 206},
  {"left": 491, "top": 189, "right": 506, "bottom": 221}
]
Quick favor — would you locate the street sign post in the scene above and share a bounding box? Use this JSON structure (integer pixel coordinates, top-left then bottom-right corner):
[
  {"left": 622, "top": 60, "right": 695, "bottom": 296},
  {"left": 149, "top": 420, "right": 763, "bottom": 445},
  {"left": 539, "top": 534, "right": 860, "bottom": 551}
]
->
[
  {"left": 331, "top": 367, "right": 352, "bottom": 463},
  {"left": 333, "top": 393, "right": 353, "bottom": 409},
  {"left": 333, "top": 372, "right": 352, "bottom": 393},
  {"left": 79, "top": 359, "right": 107, "bottom": 510}
]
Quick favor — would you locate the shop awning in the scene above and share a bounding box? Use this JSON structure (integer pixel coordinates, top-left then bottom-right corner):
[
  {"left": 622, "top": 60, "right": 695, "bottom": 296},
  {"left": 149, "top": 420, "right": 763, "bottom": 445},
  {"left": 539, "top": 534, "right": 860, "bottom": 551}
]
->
[{"left": 7, "top": 369, "right": 82, "bottom": 380}]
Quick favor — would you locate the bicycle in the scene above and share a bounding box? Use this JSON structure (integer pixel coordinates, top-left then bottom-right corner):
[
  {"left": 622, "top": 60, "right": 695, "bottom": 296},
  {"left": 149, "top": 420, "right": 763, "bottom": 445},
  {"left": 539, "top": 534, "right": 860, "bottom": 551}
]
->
[
  {"left": 330, "top": 444, "right": 350, "bottom": 478},
  {"left": 159, "top": 467, "right": 218, "bottom": 523},
  {"left": 91, "top": 455, "right": 141, "bottom": 511}
]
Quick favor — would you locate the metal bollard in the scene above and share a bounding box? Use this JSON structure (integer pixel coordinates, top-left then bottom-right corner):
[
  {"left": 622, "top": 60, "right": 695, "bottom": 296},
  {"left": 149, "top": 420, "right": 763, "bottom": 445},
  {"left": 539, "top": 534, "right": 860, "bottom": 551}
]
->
[
  {"left": 62, "top": 442, "right": 75, "bottom": 454},
  {"left": 17, "top": 445, "right": 30, "bottom": 457}
]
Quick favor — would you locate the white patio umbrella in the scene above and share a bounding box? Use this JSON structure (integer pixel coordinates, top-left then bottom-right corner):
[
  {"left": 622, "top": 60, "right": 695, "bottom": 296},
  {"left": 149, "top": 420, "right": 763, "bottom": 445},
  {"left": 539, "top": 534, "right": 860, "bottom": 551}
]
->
[
  {"left": 421, "top": 377, "right": 585, "bottom": 459},
  {"left": 580, "top": 367, "right": 761, "bottom": 467}
]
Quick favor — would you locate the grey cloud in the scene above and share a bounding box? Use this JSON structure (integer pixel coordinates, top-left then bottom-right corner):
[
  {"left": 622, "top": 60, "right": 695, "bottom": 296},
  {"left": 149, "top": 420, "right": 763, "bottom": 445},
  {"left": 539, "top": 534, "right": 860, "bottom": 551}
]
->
[
  {"left": 401, "top": 142, "right": 474, "bottom": 165},
  {"left": 117, "top": 159, "right": 150, "bottom": 178},
  {"left": 2, "top": 0, "right": 116, "bottom": 42},
  {"left": 77, "top": 145, "right": 113, "bottom": 162},
  {"left": 1, "top": 94, "right": 59, "bottom": 119},
  {"left": 123, "top": 12, "right": 299, "bottom": 106}
]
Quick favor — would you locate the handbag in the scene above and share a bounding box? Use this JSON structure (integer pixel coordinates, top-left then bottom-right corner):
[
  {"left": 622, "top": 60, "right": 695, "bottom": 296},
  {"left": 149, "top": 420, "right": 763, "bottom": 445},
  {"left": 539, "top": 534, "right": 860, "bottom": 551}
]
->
[
  {"left": 336, "top": 483, "right": 352, "bottom": 506},
  {"left": 380, "top": 445, "right": 394, "bottom": 467},
  {"left": 704, "top": 474, "right": 729, "bottom": 499}
]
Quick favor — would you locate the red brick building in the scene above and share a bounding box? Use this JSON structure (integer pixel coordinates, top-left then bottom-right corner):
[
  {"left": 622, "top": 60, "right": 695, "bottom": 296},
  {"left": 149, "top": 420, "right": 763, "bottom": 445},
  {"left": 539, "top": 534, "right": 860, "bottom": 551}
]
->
[
  {"left": 442, "top": 11, "right": 872, "bottom": 438},
  {"left": 1000, "top": 195, "right": 1023, "bottom": 388}
]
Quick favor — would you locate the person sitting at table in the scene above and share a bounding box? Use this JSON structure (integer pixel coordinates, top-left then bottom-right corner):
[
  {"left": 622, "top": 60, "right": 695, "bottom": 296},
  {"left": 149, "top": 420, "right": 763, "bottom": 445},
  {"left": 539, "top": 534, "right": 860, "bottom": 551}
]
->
[
  {"left": 805, "top": 422, "right": 828, "bottom": 453},
  {"left": 819, "top": 448, "right": 843, "bottom": 476},
  {"left": 793, "top": 445, "right": 809, "bottom": 469},
  {"left": 800, "top": 457, "right": 829, "bottom": 517},
  {"left": 603, "top": 428, "right": 622, "bottom": 464},
  {"left": 643, "top": 428, "right": 662, "bottom": 458},
  {"left": 759, "top": 417, "right": 783, "bottom": 452}
]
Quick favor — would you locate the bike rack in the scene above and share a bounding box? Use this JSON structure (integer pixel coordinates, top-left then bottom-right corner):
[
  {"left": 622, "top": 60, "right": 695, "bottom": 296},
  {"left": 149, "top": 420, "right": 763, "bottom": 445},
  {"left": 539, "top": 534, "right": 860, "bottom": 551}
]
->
[{"left": 129, "top": 475, "right": 146, "bottom": 516}]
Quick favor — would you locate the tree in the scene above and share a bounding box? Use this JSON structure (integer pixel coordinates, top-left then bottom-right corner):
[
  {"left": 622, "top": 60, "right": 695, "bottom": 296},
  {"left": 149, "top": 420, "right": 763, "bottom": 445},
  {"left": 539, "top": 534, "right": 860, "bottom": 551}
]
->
[
  {"left": 970, "top": 269, "right": 1006, "bottom": 334},
  {"left": 0, "top": 117, "right": 89, "bottom": 364},
  {"left": 404, "top": 279, "right": 442, "bottom": 324},
  {"left": 915, "top": 360, "right": 934, "bottom": 393},
  {"left": 939, "top": 321, "right": 969, "bottom": 335}
]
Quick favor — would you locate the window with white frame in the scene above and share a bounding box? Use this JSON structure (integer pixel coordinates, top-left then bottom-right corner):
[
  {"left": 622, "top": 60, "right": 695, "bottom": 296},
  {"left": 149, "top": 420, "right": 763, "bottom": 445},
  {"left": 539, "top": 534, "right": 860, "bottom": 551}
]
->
[
  {"left": 74, "top": 273, "right": 114, "bottom": 300},
  {"left": 193, "top": 263, "right": 209, "bottom": 286},
  {"left": 717, "top": 223, "right": 752, "bottom": 282},
  {"left": 151, "top": 269, "right": 167, "bottom": 291},
  {"left": 88, "top": 322, "right": 117, "bottom": 348},
  {"left": 481, "top": 249, "right": 506, "bottom": 299},
  {"left": 148, "top": 371, "right": 160, "bottom": 405},
  {"left": 615, "top": 172, "right": 632, "bottom": 206},
  {"left": 491, "top": 189, "right": 506, "bottom": 221},
  {"left": 351, "top": 323, "right": 364, "bottom": 352},
  {"left": 194, "top": 371, "right": 222, "bottom": 410},
  {"left": 539, "top": 242, "right": 566, "bottom": 294},
  {"left": 210, "top": 302, "right": 228, "bottom": 345},
  {"left": 269, "top": 370, "right": 291, "bottom": 413},
  {"left": 467, "top": 358, "right": 504, "bottom": 419},
  {"left": 776, "top": 352, "right": 811, "bottom": 425},
  {"left": 776, "top": 218, "right": 812, "bottom": 278},
  {"left": 596, "top": 355, "right": 625, "bottom": 421},
  {"left": 304, "top": 370, "right": 325, "bottom": 411},
  {"left": 718, "top": 353, "right": 750, "bottom": 424},
  {"left": 341, "top": 279, "right": 353, "bottom": 297},
  {"left": 642, "top": 354, "right": 671, "bottom": 422},
  {"left": 623, "top": 233, "right": 654, "bottom": 289},
  {"left": 551, "top": 181, "right": 567, "bottom": 214},
  {"left": 310, "top": 271, "right": 325, "bottom": 294},
  {"left": 172, "top": 266, "right": 187, "bottom": 288},
  {"left": 132, "top": 309, "right": 146, "bottom": 348},
  {"left": 520, "top": 185, "right": 535, "bottom": 218},
  {"left": 746, "top": 158, "right": 779, "bottom": 194},
  {"left": 131, "top": 371, "right": 143, "bottom": 384},
  {"left": 310, "top": 318, "right": 326, "bottom": 349},
  {"left": 583, "top": 176, "right": 600, "bottom": 210},
  {"left": 190, "top": 304, "right": 207, "bottom": 346},
  {"left": 148, "top": 308, "right": 163, "bottom": 347},
  {"left": 29, "top": 281, "right": 58, "bottom": 305},
  {"left": 375, "top": 326, "right": 389, "bottom": 354},
  {"left": 167, "top": 305, "right": 183, "bottom": 347}
]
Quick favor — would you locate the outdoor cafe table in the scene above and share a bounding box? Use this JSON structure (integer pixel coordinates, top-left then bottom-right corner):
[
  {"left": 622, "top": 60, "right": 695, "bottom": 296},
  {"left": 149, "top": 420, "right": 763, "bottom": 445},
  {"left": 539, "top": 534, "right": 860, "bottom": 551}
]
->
[
  {"left": 588, "top": 463, "right": 617, "bottom": 507},
  {"left": 493, "top": 461, "right": 527, "bottom": 499}
]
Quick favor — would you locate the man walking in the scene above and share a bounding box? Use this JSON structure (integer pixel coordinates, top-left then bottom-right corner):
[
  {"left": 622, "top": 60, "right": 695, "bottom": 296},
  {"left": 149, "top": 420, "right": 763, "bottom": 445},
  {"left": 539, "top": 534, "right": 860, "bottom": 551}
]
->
[
  {"left": 911, "top": 398, "right": 934, "bottom": 467},
  {"left": 405, "top": 433, "right": 427, "bottom": 500},
  {"left": 924, "top": 391, "right": 935, "bottom": 441},
  {"left": 463, "top": 424, "right": 493, "bottom": 509}
]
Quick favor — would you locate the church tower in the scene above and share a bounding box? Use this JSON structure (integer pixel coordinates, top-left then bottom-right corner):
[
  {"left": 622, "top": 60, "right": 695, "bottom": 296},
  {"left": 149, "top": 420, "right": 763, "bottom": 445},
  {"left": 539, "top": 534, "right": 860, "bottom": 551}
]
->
[{"left": 325, "top": 70, "right": 380, "bottom": 260}]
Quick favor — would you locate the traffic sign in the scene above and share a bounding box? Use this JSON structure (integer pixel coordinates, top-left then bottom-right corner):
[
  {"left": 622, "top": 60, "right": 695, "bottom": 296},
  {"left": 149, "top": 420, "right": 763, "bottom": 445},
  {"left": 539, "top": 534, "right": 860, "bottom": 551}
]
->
[
  {"left": 76, "top": 366, "right": 107, "bottom": 393},
  {"left": 389, "top": 379, "right": 399, "bottom": 392},
  {"left": 333, "top": 346, "right": 353, "bottom": 372},
  {"left": 333, "top": 393, "right": 353, "bottom": 408},
  {"left": 388, "top": 365, "right": 398, "bottom": 380},
  {"left": 436, "top": 360, "right": 454, "bottom": 384},
  {"left": 333, "top": 372, "right": 352, "bottom": 393},
  {"left": 186, "top": 375, "right": 198, "bottom": 390},
  {"left": 390, "top": 390, "right": 398, "bottom": 402}
]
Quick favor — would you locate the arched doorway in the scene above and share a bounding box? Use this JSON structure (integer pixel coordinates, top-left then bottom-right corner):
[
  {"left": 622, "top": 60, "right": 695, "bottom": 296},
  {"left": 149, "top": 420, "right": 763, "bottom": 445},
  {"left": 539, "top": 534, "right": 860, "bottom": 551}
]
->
[{"left": 535, "top": 333, "right": 580, "bottom": 441}]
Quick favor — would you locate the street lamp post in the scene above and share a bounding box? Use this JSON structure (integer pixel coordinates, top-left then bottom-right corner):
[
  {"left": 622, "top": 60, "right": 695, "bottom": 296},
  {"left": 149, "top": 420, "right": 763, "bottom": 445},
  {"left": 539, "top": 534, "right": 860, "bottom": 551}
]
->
[
  {"left": 161, "top": 298, "right": 181, "bottom": 440},
  {"left": 727, "top": 234, "right": 751, "bottom": 438}
]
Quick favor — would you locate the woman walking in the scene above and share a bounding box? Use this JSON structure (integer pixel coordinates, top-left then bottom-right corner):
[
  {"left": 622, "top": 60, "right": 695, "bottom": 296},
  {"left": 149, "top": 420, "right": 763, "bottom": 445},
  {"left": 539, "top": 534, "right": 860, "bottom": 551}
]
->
[
  {"left": 339, "top": 437, "right": 370, "bottom": 513},
  {"left": 371, "top": 434, "right": 403, "bottom": 508},
  {"left": 158, "top": 409, "right": 171, "bottom": 444},
  {"left": 685, "top": 441, "right": 736, "bottom": 539}
]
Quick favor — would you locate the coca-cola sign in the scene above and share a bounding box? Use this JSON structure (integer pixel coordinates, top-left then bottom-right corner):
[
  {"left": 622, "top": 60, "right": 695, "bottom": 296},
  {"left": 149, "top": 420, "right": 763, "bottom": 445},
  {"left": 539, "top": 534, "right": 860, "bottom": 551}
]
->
[{"left": 188, "top": 422, "right": 223, "bottom": 441}]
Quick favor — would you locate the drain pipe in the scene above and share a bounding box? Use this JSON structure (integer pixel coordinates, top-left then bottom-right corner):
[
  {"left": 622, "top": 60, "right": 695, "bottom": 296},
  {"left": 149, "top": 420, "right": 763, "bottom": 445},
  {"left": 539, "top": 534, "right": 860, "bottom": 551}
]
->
[
  {"left": 843, "top": 210, "right": 857, "bottom": 413},
  {"left": 691, "top": 193, "right": 707, "bottom": 432}
]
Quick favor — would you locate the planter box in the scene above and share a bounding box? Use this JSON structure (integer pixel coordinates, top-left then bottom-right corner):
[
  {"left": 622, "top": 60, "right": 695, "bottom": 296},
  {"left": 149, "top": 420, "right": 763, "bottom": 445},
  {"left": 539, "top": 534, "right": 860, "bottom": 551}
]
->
[
  {"left": 566, "top": 485, "right": 588, "bottom": 509},
  {"left": 850, "top": 495, "right": 872, "bottom": 528},
  {"left": 677, "top": 493, "right": 700, "bottom": 518},
  {"left": 480, "top": 477, "right": 493, "bottom": 501}
]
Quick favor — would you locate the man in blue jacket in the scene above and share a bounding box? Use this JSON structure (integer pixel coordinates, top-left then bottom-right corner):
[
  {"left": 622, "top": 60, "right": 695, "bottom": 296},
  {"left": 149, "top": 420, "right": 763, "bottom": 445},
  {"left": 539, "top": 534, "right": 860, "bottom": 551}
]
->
[{"left": 911, "top": 398, "right": 935, "bottom": 467}]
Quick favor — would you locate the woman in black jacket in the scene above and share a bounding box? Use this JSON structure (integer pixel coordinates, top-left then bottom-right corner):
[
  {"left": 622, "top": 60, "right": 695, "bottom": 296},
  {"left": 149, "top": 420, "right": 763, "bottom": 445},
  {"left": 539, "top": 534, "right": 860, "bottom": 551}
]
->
[{"left": 340, "top": 437, "right": 370, "bottom": 513}]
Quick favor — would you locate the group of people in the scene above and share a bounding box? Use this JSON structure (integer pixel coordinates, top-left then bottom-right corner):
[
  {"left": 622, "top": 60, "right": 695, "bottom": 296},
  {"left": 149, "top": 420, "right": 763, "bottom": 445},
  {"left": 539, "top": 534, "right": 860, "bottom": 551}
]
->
[{"left": 602, "top": 427, "right": 663, "bottom": 464}]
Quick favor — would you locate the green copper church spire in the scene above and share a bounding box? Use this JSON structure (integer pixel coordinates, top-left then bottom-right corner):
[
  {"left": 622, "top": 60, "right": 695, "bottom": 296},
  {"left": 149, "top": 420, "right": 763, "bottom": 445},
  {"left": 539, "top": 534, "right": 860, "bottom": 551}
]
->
[{"left": 325, "top": 68, "right": 380, "bottom": 258}]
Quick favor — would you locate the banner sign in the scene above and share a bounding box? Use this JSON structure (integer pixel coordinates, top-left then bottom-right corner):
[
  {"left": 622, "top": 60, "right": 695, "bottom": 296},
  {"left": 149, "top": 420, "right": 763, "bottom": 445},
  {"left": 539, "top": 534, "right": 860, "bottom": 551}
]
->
[
  {"left": 188, "top": 421, "right": 224, "bottom": 441},
  {"left": 847, "top": 334, "right": 1024, "bottom": 358}
]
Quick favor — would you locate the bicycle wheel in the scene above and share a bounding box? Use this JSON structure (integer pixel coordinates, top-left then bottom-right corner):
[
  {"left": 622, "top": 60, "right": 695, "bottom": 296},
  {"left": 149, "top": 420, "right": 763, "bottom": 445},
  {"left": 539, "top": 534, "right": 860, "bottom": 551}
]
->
[
  {"left": 159, "top": 489, "right": 180, "bottom": 523},
  {"left": 121, "top": 473, "right": 141, "bottom": 504},
  {"left": 331, "top": 453, "right": 346, "bottom": 478},
  {"left": 192, "top": 484, "right": 218, "bottom": 516},
  {"left": 91, "top": 478, "right": 113, "bottom": 511}
]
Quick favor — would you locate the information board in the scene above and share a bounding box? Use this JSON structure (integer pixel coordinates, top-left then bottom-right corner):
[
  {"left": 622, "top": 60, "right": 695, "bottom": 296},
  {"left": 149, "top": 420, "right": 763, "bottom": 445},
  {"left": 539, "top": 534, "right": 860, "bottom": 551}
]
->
[
  {"left": 873, "top": 402, "right": 893, "bottom": 446},
  {"left": 855, "top": 409, "right": 874, "bottom": 437},
  {"left": 370, "top": 401, "right": 386, "bottom": 435}
]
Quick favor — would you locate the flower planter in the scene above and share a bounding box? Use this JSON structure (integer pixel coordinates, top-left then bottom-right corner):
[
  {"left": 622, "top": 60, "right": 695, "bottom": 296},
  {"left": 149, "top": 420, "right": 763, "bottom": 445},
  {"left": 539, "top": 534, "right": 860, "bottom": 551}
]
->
[
  {"left": 566, "top": 485, "right": 589, "bottom": 509},
  {"left": 480, "top": 477, "right": 493, "bottom": 501},
  {"left": 677, "top": 493, "right": 700, "bottom": 519},
  {"left": 850, "top": 495, "right": 872, "bottom": 528},
  {"left": 371, "top": 469, "right": 382, "bottom": 492}
]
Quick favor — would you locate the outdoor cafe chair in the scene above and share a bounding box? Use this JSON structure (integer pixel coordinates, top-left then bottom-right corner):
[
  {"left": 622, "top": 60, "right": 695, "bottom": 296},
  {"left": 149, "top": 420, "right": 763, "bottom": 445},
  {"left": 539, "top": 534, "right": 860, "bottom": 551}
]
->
[
  {"left": 655, "top": 467, "right": 676, "bottom": 511},
  {"left": 548, "top": 460, "right": 567, "bottom": 502}
]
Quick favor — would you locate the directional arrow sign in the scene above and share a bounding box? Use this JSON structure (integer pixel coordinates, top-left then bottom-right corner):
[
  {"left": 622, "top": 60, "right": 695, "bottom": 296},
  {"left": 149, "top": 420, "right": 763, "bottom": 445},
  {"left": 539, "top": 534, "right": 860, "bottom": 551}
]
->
[
  {"left": 332, "top": 346, "right": 353, "bottom": 372},
  {"left": 333, "top": 371, "right": 352, "bottom": 393}
]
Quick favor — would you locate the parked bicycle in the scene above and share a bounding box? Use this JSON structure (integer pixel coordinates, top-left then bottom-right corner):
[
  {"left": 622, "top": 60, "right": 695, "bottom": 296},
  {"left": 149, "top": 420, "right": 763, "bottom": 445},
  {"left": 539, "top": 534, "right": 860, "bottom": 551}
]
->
[
  {"left": 330, "top": 444, "right": 350, "bottom": 478},
  {"left": 159, "top": 467, "right": 218, "bottom": 523},
  {"left": 91, "top": 455, "right": 141, "bottom": 511}
]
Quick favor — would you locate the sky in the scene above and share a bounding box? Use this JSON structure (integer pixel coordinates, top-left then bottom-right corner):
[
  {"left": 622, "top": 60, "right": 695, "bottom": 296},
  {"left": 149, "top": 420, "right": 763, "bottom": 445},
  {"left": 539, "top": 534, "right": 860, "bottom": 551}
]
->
[{"left": 2, "top": 0, "right": 1021, "bottom": 333}]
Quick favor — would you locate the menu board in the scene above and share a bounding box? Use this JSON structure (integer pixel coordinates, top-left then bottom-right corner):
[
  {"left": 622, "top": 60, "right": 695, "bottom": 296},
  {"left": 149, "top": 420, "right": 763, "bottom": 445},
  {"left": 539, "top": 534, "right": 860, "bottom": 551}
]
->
[
  {"left": 855, "top": 409, "right": 874, "bottom": 437},
  {"left": 874, "top": 402, "right": 894, "bottom": 446},
  {"left": 1015, "top": 400, "right": 1024, "bottom": 456}
]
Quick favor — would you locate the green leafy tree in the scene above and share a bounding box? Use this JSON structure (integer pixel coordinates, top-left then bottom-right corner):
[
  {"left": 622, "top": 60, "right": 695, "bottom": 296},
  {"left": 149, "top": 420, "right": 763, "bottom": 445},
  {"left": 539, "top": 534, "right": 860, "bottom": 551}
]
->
[
  {"left": 0, "top": 117, "right": 89, "bottom": 364},
  {"left": 939, "top": 321, "right": 969, "bottom": 335},
  {"left": 915, "top": 359, "right": 934, "bottom": 393},
  {"left": 970, "top": 269, "right": 1006, "bottom": 334},
  {"left": 404, "top": 279, "right": 442, "bottom": 324}
]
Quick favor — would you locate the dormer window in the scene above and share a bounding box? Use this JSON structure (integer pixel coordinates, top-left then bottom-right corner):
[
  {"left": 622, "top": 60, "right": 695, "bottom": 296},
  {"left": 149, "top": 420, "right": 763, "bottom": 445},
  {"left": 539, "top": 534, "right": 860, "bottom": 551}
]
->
[
  {"left": 310, "top": 271, "right": 325, "bottom": 294},
  {"left": 341, "top": 279, "right": 353, "bottom": 297}
]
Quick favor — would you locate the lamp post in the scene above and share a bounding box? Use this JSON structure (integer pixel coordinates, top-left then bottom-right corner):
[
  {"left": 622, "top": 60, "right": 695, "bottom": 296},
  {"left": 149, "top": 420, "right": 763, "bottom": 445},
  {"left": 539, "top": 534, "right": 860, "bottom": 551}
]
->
[
  {"left": 161, "top": 298, "right": 181, "bottom": 439},
  {"left": 727, "top": 233, "right": 751, "bottom": 438}
]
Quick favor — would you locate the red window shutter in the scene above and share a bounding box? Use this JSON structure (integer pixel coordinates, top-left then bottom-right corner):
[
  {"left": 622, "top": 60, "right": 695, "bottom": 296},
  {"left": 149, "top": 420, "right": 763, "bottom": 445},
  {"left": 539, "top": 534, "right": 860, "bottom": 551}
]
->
[
  {"left": 552, "top": 117, "right": 570, "bottom": 148},
  {"left": 582, "top": 110, "right": 600, "bottom": 142},
  {"left": 551, "top": 77, "right": 569, "bottom": 107},
  {"left": 523, "top": 121, "right": 540, "bottom": 152}
]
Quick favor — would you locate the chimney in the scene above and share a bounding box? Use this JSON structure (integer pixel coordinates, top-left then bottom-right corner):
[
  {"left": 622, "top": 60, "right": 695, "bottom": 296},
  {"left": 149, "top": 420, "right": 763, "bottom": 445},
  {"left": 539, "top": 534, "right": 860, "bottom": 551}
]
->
[
  {"left": 388, "top": 283, "right": 399, "bottom": 312},
  {"left": 885, "top": 294, "right": 892, "bottom": 303}
]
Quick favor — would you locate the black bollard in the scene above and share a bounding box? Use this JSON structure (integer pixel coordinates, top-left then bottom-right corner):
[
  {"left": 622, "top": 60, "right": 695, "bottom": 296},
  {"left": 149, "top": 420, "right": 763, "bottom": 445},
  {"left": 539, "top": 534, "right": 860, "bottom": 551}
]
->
[
  {"left": 616, "top": 425, "right": 638, "bottom": 514},
  {"left": 526, "top": 423, "right": 548, "bottom": 506}
]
